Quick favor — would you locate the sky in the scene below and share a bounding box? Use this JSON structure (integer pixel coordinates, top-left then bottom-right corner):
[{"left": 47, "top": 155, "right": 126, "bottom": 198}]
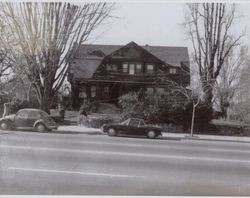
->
[{"left": 88, "top": 2, "right": 250, "bottom": 51}]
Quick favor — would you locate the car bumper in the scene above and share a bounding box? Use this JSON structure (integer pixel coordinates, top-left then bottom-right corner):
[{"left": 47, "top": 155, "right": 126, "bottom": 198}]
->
[
  {"left": 100, "top": 125, "right": 107, "bottom": 133},
  {"left": 47, "top": 125, "right": 58, "bottom": 130}
]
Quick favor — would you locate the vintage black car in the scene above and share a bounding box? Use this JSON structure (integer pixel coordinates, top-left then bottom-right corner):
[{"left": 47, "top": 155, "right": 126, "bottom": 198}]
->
[
  {"left": 101, "top": 118, "right": 163, "bottom": 139},
  {"left": 0, "top": 108, "right": 58, "bottom": 132}
]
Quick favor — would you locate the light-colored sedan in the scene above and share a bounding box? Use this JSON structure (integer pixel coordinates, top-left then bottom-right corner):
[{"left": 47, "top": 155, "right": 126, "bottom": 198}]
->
[{"left": 0, "top": 108, "right": 58, "bottom": 132}]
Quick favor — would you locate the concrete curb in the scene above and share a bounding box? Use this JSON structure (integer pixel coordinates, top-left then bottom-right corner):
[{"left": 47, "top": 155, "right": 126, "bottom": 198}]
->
[{"left": 57, "top": 125, "right": 250, "bottom": 143}]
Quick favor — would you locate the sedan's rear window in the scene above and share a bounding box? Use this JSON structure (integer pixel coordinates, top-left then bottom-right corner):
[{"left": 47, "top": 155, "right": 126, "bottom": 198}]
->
[
  {"left": 16, "top": 110, "right": 29, "bottom": 118},
  {"left": 28, "top": 111, "right": 41, "bottom": 119},
  {"left": 39, "top": 111, "right": 49, "bottom": 118}
]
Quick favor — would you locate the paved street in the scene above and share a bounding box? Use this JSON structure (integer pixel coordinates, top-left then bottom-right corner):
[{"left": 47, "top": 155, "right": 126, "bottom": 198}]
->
[{"left": 1, "top": 130, "right": 250, "bottom": 196}]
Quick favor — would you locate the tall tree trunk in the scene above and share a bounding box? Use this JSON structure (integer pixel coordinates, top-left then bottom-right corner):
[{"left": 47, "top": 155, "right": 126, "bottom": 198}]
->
[
  {"left": 201, "top": 79, "right": 214, "bottom": 108},
  {"left": 37, "top": 83, "right": 55, "bottom": 114},
  {"left": 39, "top": 93, "right": 54, "bottom": 114}
]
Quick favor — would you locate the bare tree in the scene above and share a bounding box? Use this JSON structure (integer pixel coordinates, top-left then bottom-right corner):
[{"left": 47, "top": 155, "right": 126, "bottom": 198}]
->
[
  {"left": 229, "top": 51, "right": 250, "bottom": 122},
  {"left": 184, "top": 3, "right": 244, "bottom": 109},
  {"left": 0, "top": 2, "right": 114, "bottom": 112},
  {"left": 214, "top": 46, "right": 247, "bottom": 119},
  {"left": 0, "top": 49, "right": 14, "bottom": 81}
]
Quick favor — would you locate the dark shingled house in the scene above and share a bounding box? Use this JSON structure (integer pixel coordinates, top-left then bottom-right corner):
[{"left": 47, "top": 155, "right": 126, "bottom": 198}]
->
[{"left": 68, "top": 41, "right": 190, "bottom": 108}]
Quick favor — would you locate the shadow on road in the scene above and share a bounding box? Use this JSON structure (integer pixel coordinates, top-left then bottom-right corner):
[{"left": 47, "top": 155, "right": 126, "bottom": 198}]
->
[
  {"left": 113, "top": 134, "right": 182, "bottom": 141},
  {"left": 54, "top": 130, "right": 104, "bottom": 135},
  {"left": 160, "top": 136, "right": 182, "bottom": 141},
  {"left": 191, "top": 137, "right": 250, "bottom": 144}
]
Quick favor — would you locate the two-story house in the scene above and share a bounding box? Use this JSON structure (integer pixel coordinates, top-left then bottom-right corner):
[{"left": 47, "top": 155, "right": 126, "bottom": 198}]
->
[{"left": 68, "top": 41, "right": 190, "bottom": 109}]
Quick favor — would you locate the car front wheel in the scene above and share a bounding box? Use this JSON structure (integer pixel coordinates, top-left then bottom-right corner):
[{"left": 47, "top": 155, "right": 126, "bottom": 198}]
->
[
  {"left": 107, "top": 128, "right": 117, "bottom": 136},
  {"left": 147, "top": 130, "right": 156, "bottom": 139},
  {"left": 0, "top": 121, "right": 10, "bottom": 131},
  {"left": 35, "top": 123, "right": 46, "bottom": 133}
]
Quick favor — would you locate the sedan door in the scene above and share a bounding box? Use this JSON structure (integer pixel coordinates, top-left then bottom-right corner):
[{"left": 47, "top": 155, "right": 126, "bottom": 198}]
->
[
  {"left": 27, "top": 111, "right": 41, "bottom": 127},
  {"left": 126, "top": 119, "right": 141, "bottom": 136},
  {"left": 14, "top": 110, "right": 29, "bottom": 128}
]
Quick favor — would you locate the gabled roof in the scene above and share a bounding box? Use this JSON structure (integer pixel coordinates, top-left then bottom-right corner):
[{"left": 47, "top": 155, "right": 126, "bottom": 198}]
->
[
  {"left": 74, "top": 41, "right": 190, "bottom": 67},
  {"left": 71, "top": 41, "right": 190, "bottom": 80},
  {"left": 71, "top": 57, "right": 103, "bottom": 79},
  {"left": 105, "top": 41, "right": 165, "bottom": 63}
]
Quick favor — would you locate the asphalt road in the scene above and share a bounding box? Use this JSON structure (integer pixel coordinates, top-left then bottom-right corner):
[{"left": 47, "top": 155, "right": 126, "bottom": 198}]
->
[{"left": 1, "top": 130, "right": 250, "bottom": 196}]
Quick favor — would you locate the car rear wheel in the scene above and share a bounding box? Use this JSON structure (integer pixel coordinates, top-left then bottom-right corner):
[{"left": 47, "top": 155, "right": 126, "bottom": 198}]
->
[
  {"left": 107, "top": 128, "right": 117, "bottom": 136},
  {"left": 147, "top": 130, "right": 156, "bottom": 139},
  {"left": 0, "top": 121, "right": 10, "bottom": 131},
  {"left": 35, "top": 123, "right": 46, "bottom": 133}
]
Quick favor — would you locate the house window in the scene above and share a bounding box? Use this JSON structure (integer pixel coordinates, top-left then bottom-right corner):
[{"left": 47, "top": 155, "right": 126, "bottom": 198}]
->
[
  {"left": 103, "top": 86, "right": 109, "bottom": 97},
  {"left": 129, "top": 63, "right": 135, "bottom": 75},
  {"left": 107, "top": 64, "right": 117, "bottom": 71},
  {"left": 123, "top": 63, "right": 128, "bottom": 73},
  {"left": 135, "top": 63, "right": 142, "bottom": 73},
  {"left": 107, "top": 64, "right": 112, "bottom": 71},
  {"left": 123, "top": 63, "right": 142, "bottom": 74},
  {"left": 146, "top": 87, "right": 154, "bottom": 94},
  {"left": 146, "top": 64, "right": 154, "bottom": 74},
  {"left": 156, "top": 88, "right": 165, "bottom": 94},
  {"left": 79, "top": 87, "right": 87, "bottom": 99},
  {"left": 112, "top": 65, "right": 118, "bottom": 71},
  {"left": 170, "top": 68, "right": 177, "bottom": 74},
  {"left": 91, "top": 86, "right": 96, "bottom": 98}
]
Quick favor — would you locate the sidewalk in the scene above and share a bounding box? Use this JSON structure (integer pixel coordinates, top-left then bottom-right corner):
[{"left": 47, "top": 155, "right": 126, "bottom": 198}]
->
[{"left": 57, "top": 125, "right": 250, "bottom": 143}]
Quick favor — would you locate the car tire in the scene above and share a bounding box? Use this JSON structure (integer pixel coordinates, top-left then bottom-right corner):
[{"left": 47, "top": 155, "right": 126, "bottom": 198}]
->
[
  {"left": 35, "top": 123, "right": 46, "bottom": 133},
  {"left": 147, "top": 130, "right": 156, "bottom": 139},
  {"left": 107, "top": 128, "right": 117, "bottom": 136},
  {"left": 0, "top": 121, "right": 10, "bottom": 131}
]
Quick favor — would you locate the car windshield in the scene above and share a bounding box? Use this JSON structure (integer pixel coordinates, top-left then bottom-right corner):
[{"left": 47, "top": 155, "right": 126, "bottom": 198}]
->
[
  {"left": 140, "top": 120, "right": 146, "bottom": 125},
  {"left": 16, "top": 110, "right": 28, "bottom": 118},
  {"left": 39, "top": 110, "right": 49, "bottom": 118},
  {"left": 121, "top": 119, "right": 130, "bottom": 125},
  {"left": 129, "top": 119, "right": 140, "bottom": 127}
]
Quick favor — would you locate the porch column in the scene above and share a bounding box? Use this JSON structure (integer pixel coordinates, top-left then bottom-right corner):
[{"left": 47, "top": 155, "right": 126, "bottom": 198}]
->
[{"left": 71, "top": 82, "right": 80, "bottom": 109}]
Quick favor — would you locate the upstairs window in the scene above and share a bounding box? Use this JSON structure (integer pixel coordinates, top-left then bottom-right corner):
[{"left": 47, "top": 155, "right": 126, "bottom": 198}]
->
[
  {"left": 122, "top": 63, "right": 128, "bottom": 73},
  {"left": 107, "top": 64, "right": 117, "bottom": 71},
  {"left": 129, "top": 63, "right": 135, "bottom": 75},
  {"left": 170, "top": 68, "right": 177, "bottom": 74},
  {"left": 135, "top": 63, "right": 142, "bottom": 73},
  {"left": 146, "top": 64, "right": 154, "bottom": 74},
  {"left": 123, "top": 62, "right": 143, "bottom": 75},
  {"left": 107, "top": 64, "right": 112, "bottom": 71}
]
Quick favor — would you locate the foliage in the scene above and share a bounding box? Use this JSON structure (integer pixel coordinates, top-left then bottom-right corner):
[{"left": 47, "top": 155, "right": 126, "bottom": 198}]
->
[
  {"left": 89, "top": 116, "right": 116, "bottom": 128},
  {"left": 118, "top": 92, "right": 144, "bottom": 120},
  {"left": 119, "top": 91, "right": 185, "bottom": 124},
  {"left": 119, "top": 91, "right": 215, "bottom": 132}
]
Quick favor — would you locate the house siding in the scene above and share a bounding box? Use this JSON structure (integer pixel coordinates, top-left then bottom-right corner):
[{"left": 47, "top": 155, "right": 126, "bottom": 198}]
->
[{"left": 68, "top": 41, "right": 190, "bottom": 109}]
